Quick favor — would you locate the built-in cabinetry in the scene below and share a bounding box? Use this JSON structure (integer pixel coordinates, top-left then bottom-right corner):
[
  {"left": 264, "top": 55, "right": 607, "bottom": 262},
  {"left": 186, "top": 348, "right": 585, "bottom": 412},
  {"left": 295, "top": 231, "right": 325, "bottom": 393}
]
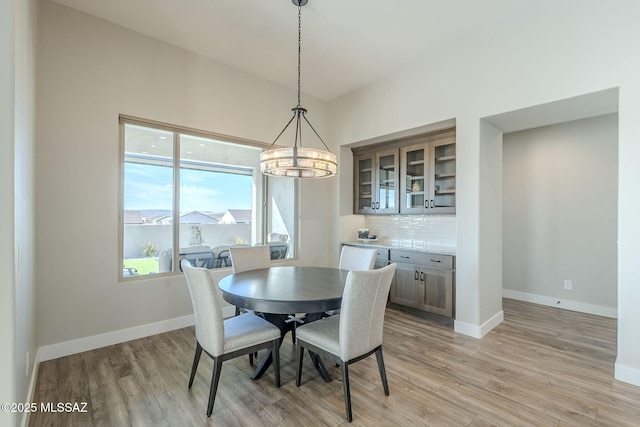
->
[
  {"left": 389, "top": 249, "right": 455, "bottom": 318},
  {"left": 342, "top": 243, "right": 455, "bottom": 318},
  {"left": 353, "top": 127, "right": 455, "bottom": 215}
]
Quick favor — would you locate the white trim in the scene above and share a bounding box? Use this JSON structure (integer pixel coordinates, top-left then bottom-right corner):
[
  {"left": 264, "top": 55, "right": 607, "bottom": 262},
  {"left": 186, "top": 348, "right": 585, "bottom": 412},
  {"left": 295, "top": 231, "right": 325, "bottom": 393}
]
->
[
  {"left": 37, "top": 306, "right": 236, "bottom": 362},
  {"left": 454, "top": 320, "right": 482, "bottom": 338},
  {"left": 38, "top": 314, "right": 193, "bottom": 362},
  {"left": 502, "top": 289, "right": 617, "bottom": 319},
  {"left": 454, "top": 310, "right": 504, "bottom": 339},
  {"left": 21, "top": 355, "right": 40, "bottom": 427},
  {"left": 615, "top": 360, "right": 640, "bottom": 387}
]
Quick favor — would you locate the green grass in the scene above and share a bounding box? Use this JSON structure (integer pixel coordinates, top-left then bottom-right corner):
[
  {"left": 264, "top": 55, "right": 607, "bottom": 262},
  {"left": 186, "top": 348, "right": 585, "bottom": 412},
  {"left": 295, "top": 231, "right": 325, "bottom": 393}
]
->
[{"left": 123, "top": 257, "right": 159, "bottom": 275}]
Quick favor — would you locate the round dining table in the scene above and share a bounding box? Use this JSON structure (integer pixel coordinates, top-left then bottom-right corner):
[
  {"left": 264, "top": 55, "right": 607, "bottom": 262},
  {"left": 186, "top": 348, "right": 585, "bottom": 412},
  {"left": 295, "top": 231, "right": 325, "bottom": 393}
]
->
[{"left": 218, "top": 266, "right": 350, "bottom": 381}]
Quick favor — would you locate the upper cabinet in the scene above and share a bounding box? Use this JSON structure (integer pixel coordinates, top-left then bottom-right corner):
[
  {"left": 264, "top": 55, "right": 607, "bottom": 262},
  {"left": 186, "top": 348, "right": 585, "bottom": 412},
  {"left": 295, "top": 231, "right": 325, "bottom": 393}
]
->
[
  {"left": 354, "top": 149, "right": 399, "bottom": 214},
  {"left": 400, "top": 135, "right": 456, "bottom": 214},
  {"left": 353, "top": 127, "right": 455, "bottom": 215}
]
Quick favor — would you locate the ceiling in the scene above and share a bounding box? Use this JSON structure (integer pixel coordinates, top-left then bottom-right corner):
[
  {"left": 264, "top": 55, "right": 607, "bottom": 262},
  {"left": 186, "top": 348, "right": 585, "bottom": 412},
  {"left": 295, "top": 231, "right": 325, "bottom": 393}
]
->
[{"left": 50, "top": 0, "right": 563, "bottom": 101}]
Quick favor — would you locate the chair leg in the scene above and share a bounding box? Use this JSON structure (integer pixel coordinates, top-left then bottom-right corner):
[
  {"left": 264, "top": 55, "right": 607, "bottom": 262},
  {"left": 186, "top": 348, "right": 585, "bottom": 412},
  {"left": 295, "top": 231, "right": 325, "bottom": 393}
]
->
[
  {"left": 295, "top": 343, "right": 305, "bottom": 387},
  {"left": 272, "top": 340, "right": 281, "bottom": 388},
  {"left": 206, "top": 357, "right": 223, "bottom": 417},
  {"left": 375, "top": 347, "right": 390, "bottom": 396},
  {"left": 238, "top": 304, "right": 255, "bottom": 366},
  {"left": 341, "top": 362, "right": 353, "bottom": 422},
  {"left": 188, "top": 342, "right": 203, "bottom": 388}
]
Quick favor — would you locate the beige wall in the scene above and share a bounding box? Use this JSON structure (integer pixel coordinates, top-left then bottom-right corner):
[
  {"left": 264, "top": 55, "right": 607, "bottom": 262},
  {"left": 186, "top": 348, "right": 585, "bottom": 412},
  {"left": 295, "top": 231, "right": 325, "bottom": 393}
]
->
[
  {"left": 502, "top": 114, "right": 618, "bottom": 313},
  {"left": 35, "top": 1, "right": 336, "bottom": 349}
]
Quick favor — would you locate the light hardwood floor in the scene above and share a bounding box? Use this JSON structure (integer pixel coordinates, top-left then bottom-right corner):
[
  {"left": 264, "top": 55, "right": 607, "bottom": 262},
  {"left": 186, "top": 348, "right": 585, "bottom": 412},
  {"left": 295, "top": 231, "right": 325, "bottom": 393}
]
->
[{"left": 29, "top": 299, "right": 640, "bottom": 426}]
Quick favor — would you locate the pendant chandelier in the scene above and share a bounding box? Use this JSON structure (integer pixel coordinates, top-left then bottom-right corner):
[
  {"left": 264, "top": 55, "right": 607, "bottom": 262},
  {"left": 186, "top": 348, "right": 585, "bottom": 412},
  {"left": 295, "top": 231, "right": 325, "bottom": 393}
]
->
[{"left": 259, "top": 0, "right": 337, "bottom": 179}]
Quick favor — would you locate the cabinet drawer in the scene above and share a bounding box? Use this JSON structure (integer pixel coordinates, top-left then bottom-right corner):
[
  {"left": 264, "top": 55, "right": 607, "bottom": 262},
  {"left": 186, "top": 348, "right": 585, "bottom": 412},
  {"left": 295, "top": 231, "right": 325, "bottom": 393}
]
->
[
  {"left": 390, "top": 249, "right": 453, "bottom": 269},
  {"left": 344, "top": 244, "right": 389, "bottom": 261}
]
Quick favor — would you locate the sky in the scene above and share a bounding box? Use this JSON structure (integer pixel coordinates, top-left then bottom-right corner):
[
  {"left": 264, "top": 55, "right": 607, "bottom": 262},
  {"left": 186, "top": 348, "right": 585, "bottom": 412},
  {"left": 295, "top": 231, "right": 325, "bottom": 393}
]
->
[{"left": 124, "top": 162, "right": 252, "bottom": 213}]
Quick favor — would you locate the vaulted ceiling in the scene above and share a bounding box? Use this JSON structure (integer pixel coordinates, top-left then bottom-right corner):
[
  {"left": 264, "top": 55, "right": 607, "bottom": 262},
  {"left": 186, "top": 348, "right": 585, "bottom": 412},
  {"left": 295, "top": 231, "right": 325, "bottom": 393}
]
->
[{"left": 51, "top": 0, "right": 573, "bottom": 101}]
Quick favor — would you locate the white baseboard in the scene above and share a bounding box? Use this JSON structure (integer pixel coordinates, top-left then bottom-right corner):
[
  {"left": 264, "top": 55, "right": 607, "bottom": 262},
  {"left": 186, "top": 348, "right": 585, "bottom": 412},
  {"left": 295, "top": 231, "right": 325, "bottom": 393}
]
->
[
  {"left": 36, "top": 305, "right": 236, "bottom": 363},
  {"left": 502, "top": 289, "right": 617, "bottom": 319},
  {"left": 615, "top": 360, "right": 640, "bottom": 387},
  {"left": 21, "top": 355, "right": 41, "bottom": 427},
  {"left": 454, "top": 310, "right": 504, "bottom": 339},
  {"left": 37, "top": 314, "right": 195, "bottom": 362}
]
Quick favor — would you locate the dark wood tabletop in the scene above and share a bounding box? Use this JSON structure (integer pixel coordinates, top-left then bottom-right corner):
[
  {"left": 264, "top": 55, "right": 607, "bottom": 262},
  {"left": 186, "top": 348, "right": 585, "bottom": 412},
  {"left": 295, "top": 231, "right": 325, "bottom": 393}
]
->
[{"left": 218, "top": 266, "right": 349, "bottom": 315}]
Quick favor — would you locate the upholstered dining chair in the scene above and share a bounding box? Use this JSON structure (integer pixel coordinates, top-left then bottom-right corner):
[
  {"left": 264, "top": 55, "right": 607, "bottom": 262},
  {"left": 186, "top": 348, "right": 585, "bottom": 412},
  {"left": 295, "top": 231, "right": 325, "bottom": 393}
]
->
[
  {"left": 295, "top": 263, "right": 397, "bottom": 422},
  {"left": 324, "top": 245, "right": 378, "bottom": 317},
  {"left": 230, "top": 245, "right": 271, "bottom": 274},
  {"left": 338, "top": 245, "right": 378, "bottom": 271},
  {"left": 181, "top": 260, "right": 281, "bottom": 417},
  {"left": 229, "top": 245, "right": 272, "bottom": 364},
  {"left": 230, "top": 245, "right": 300, "bottom": 344},
  {"left": 230, "top": 245, "right": 271, "bottom": 316}
]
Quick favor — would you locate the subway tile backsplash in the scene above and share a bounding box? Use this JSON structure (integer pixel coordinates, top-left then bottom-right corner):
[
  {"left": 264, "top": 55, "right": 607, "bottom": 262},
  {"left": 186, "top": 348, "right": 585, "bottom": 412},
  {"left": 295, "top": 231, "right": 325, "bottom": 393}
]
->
[{"left": 364, "top": 215, "right": 457, "bottom": 249}]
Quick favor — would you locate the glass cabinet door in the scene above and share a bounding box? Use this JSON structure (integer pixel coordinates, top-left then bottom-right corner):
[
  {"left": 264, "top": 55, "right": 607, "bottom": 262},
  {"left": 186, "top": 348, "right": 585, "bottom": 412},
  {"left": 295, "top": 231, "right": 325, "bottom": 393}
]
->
[
  {"left": 376, "top": 150, "right": 398, "bottom": 213},
  {"left": 430, "top": 140, "right": 456, "bottom": 213},
  {"left": 400, "top": 144, "right": 428, "bottom": 213},
  {"left": 354, "top": 154, "right": 375, "bottom": 214}
]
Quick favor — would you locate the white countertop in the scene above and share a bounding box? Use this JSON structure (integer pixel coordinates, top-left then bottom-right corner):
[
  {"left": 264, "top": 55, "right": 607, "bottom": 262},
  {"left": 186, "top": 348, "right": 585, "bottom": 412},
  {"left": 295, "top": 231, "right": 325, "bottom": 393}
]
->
[{"left": 343, "top": 241, "right": 456, "bottom": 256}]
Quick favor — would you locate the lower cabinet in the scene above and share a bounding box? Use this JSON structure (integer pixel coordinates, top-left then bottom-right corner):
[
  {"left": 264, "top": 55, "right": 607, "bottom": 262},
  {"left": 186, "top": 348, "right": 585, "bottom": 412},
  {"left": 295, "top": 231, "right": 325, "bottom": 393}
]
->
[
  {"left": 340, "top": 244, "right": 455, "bottom": 318},
  {"left": 373, "top": 248, "right": 389, "bottom": 269},
  {"left": 389, "top": 250, "right": 455, "bottom": 318}
]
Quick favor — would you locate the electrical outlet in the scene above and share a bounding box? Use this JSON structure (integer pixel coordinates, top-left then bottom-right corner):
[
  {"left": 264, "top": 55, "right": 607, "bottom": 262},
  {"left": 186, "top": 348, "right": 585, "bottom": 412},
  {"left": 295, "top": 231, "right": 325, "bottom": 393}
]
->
[{"left": 564, "top": 280, "right": 572, "bottom": 290}]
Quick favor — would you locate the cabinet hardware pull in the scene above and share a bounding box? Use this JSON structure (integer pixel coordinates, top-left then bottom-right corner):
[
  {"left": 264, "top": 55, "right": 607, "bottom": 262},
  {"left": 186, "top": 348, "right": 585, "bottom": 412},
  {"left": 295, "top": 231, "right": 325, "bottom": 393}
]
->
[
  {"left": 371, "top": 202, "right": 375, "bottom": 210},
  {"left": 425, "top": 200, "right": 428, "bottom": 209},
  {"left": 420, "top": 272, "right": 425, "bottom": 281},
  {"left": 376, "top": 201, "right": 380, "bottom": 209},
  {"left": 430, "top": 200, "right": 434, "bottom": 208},
  {"left": 414, "top": 271, "right": 419, "bottom": 280},
  {"left": 400, "top": 256, "right": 410, "bottom": 259},
  {"left": 430, "top": 259, "right": 441, "bottom": 263}
]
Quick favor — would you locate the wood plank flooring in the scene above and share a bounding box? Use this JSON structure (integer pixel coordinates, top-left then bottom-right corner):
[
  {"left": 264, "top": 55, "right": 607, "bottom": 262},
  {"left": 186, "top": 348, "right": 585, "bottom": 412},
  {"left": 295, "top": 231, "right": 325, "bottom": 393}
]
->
[{"left": 29, "top": 299, "right": 640, "bottom": 426}]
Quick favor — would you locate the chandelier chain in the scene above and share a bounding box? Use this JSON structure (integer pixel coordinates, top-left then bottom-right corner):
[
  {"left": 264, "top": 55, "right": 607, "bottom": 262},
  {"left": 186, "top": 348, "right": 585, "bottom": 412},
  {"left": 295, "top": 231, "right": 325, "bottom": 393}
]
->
[{"left": 297, "top": 4, "right": 302, "bottom": 107}]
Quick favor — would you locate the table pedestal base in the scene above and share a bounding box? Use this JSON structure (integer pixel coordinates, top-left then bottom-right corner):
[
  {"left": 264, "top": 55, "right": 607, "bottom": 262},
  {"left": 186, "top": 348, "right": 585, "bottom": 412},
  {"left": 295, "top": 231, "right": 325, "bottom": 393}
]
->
[{"left": 251, "top": 312, "right": 333, "bottom": 382}]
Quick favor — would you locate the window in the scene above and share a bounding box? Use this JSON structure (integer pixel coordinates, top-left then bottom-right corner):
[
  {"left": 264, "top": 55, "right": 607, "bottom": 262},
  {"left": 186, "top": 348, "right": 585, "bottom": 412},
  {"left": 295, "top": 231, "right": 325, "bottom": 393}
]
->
[{"left": 119, "top": 116, "right": 296, "bottom": 279}]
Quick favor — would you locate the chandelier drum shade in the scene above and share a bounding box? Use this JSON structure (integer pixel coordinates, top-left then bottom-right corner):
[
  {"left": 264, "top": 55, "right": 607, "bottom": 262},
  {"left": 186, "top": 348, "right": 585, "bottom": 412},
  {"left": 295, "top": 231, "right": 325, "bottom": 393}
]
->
[{"left": 259, "top": 0, "right": 337, "bottom": 179}]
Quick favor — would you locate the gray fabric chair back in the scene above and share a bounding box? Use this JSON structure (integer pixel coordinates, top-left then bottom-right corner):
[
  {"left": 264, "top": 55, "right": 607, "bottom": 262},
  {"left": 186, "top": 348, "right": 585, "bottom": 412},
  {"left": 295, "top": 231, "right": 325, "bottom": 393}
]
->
[
  {"left": 181, "top": 260, "right": 225, "bottom": 356},
  {"left": 338, "top": 245, "right": 377, "bottom": 271},
  {"left": 339, "top": 263, "right": 396, "bottom": 360},
  {"left": 230, "top": 245, "right": 270, "bottom": 273}
]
